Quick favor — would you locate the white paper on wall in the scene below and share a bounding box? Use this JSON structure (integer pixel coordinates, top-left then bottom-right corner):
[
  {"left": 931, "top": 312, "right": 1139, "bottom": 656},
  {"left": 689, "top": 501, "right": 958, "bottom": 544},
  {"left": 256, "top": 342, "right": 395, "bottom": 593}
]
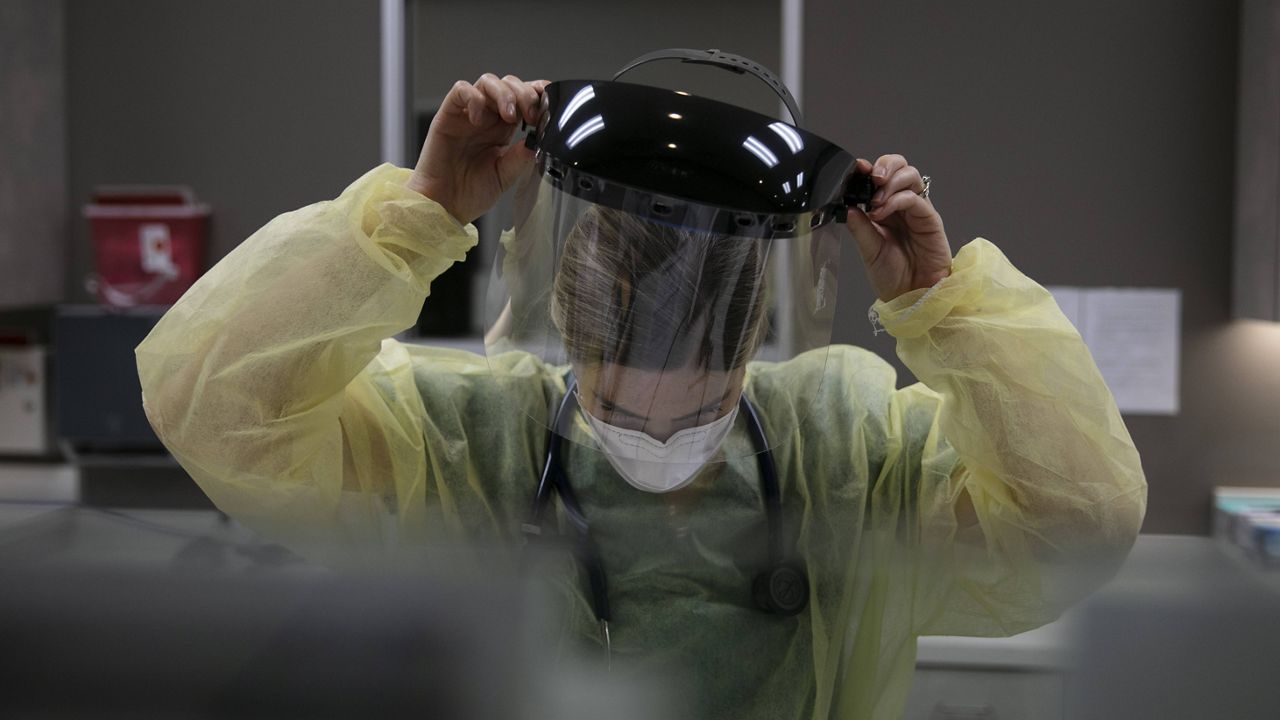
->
[{"left": 1045, "top": 286, "right": 1181, "bottom": 416}]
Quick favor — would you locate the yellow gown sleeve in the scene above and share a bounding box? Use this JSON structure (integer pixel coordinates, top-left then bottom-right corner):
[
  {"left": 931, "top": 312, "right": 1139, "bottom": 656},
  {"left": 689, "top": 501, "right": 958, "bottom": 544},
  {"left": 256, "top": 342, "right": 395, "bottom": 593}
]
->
[
  {"left": 870, "top": 238, "right": 1148, "bottom": 637},
  {"left": 135, "top": 164, "right": 478, "bottom": 561}
]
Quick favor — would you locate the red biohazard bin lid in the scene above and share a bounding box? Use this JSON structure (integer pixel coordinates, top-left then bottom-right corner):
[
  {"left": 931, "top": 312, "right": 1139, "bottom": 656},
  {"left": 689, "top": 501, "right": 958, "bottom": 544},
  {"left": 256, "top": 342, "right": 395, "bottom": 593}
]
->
[{"left": 84, "top": 186, "right": 210, "bottom": 218}]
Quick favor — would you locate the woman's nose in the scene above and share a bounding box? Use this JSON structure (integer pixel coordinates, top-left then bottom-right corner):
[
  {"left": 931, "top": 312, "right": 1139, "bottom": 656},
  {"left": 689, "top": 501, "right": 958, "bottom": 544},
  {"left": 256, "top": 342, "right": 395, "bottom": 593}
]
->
[{"left": 641, "top": 420, "right": 676, "bottom": 443}]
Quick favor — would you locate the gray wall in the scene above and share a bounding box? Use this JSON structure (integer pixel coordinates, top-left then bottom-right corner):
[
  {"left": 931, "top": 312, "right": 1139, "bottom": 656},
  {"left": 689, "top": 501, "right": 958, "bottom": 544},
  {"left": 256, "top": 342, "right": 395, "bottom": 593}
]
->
[
  {"left": 0, "top": 0, "right": 67, "bottom": 308},
  {"left": 65, "top": 0, "right": 382, "bottom": 300},
  {"left": 807, "top": 0, "right": 1245, "bottom": 534},
  {"left": 1232, "top": 0, "right": 1280, "bottom": 320},
  {"left": 50, "top": 1, "right": 1269, "bottom": 533},
  {"left": 411, "top": 0, "right": 782, "bottom": 124}
]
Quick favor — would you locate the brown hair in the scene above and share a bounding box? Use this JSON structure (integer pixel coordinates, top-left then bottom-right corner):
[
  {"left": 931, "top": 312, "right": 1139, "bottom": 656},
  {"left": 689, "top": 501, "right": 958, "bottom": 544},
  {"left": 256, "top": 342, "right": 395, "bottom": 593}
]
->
[{"left": 551, "top": 206, "right": 768, "bottom": 372}]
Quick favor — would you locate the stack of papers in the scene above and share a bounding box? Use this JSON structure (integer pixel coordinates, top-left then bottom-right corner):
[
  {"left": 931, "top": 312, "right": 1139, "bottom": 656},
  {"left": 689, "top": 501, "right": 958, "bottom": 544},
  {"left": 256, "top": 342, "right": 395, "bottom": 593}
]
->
[{"left": 1214, "top": 487, "right": 1280, "bottom": 568}]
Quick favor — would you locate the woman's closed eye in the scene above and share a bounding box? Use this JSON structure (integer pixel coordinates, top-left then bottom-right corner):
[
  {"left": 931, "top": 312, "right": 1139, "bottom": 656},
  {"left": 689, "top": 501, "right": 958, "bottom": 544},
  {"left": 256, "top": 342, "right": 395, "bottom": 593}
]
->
[{"left": 598, "top": 400, "right": 646, "bottom": 430}]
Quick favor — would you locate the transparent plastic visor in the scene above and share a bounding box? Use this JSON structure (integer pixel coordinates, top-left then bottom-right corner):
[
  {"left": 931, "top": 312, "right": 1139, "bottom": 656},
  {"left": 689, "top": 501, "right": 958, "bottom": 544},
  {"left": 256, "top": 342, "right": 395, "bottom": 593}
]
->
[{"left": 483, "top": 167, "right": 847, "bottom": 458}]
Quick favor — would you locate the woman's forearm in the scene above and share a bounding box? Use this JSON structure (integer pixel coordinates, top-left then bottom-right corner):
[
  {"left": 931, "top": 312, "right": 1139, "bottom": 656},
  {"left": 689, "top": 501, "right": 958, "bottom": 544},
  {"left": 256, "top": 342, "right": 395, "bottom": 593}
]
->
[
  {"left": 136, "top": 165, "right": 477, "bottom": 500},
  {"left": 877, "top": 238, "right": 1147, "bottom": 561}
]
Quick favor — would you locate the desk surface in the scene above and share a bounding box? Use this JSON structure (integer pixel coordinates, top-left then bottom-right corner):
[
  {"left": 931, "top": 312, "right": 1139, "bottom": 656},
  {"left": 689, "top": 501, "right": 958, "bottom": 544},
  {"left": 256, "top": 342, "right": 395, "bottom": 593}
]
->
[{"left": 2, "top": 464, "right": 1258, "bottom": 675}]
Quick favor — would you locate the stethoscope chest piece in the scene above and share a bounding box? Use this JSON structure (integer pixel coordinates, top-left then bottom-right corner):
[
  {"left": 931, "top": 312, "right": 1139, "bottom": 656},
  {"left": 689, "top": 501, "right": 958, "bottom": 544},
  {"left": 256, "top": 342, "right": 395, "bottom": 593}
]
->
[{"left": 753, "top": 562, "right": 810, "bottom": 617}]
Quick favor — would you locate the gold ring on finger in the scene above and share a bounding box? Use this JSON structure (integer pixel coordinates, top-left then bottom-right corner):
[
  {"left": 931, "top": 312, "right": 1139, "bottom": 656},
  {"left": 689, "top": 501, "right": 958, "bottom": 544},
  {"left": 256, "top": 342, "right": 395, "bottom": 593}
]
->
[{"left": 918, "top": 175, "right": 932, "bottom": 199}]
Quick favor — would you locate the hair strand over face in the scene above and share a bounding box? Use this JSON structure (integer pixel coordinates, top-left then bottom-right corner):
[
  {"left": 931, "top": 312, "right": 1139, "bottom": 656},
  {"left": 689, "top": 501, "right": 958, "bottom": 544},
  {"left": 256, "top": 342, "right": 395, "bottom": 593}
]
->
[{"left": 551, "top": 205, "right": 769, "bottom": 373}]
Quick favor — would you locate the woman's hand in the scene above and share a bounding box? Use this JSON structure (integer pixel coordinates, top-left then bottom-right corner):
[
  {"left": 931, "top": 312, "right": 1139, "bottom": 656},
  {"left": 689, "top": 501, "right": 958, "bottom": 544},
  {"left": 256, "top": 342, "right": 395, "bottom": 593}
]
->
[
  {"left": 846, "top": 155, "right": 953, "bottom": 302},
  {"left": 407, "top": 74, "right": 549, "bottom": 225}
]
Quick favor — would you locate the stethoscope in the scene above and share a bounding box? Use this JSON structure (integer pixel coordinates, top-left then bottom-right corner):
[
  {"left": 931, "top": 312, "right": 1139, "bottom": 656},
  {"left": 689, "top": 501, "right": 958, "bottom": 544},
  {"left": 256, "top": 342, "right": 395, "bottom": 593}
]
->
[{"left": 522, "top": 376, "right": 810, "bottom": 662}]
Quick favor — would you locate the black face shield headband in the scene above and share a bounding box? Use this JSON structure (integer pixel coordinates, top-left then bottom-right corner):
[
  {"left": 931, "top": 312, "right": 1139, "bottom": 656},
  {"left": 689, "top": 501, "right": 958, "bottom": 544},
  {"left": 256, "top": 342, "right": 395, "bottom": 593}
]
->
[{"left": 523, "top": 48, "right": 874, "bottom": 241}]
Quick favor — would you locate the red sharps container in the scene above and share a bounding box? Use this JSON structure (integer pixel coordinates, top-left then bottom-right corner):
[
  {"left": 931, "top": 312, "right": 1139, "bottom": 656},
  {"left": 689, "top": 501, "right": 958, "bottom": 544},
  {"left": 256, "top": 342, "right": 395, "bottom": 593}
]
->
[{"left": 84, "top": 186, "right": 210, "bottom": 307}]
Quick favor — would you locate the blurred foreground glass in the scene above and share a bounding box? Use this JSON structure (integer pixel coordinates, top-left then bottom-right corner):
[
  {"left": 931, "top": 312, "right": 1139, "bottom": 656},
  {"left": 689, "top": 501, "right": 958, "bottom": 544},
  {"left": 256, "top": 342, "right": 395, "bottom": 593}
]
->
[{"left": 0, "top": 506, "right": 680, "bottom": 719}]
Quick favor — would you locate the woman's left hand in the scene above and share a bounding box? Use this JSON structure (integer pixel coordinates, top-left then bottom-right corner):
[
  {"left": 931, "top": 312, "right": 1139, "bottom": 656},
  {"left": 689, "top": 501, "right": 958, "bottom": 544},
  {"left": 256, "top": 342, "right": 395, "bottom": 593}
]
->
[{"left": 846, "top": 155, "right": 953, "bottom": 302}]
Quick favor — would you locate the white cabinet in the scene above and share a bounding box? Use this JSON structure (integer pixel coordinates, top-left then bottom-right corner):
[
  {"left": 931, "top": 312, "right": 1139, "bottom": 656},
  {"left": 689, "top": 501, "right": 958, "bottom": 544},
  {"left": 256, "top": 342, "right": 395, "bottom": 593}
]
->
[
  {"left": 0, "top": 346, "right": 48, "bottom": 454},
  {"left": 909, "top": 619, "right": 1069, "bottom": 719},
  {"left": 905, "top": 669, "right": 1063, "bottom": 720}
]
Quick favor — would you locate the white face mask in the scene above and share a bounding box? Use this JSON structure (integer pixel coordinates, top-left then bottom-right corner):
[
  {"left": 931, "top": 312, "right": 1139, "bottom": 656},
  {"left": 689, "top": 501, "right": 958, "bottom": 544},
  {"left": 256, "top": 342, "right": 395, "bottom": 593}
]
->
[{"left": 580, "top": 402, "right": 739, "bottom": 494}]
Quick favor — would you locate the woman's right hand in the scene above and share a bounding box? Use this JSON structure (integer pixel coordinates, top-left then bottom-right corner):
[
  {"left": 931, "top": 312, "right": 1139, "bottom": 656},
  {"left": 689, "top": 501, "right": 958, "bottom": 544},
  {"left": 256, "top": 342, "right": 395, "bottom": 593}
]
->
[{"left": 406, "top": 74, "right": 549, "bottom": 225}]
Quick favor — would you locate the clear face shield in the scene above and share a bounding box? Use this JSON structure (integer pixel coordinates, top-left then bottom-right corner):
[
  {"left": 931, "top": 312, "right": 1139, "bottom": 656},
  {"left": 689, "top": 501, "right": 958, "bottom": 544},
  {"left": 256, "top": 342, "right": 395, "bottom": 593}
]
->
[{"left": 482, "top": 73, "right": 869, "bottom": 470}]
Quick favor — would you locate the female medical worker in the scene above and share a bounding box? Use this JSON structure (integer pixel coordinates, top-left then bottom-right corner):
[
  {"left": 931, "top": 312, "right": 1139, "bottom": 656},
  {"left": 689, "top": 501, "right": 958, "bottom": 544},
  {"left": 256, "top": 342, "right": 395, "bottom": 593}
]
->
[{"left": 136, "top": 73, "right": 1147, "bottom": 719}]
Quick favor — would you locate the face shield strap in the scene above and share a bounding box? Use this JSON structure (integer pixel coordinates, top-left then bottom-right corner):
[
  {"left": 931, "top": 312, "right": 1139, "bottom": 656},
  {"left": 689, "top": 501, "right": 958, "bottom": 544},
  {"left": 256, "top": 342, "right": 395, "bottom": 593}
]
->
[{"left": 612, "top": 47, "right": 803, "bottom": 127}]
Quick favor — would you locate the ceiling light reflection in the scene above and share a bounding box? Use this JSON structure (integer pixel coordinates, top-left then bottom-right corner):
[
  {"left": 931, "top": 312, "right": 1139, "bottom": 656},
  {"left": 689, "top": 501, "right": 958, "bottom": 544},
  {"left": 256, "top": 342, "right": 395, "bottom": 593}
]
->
[
  {"left": 565, "top": 114, "right": 605, "bottom": 148},
  {"left": 742, "top": 136, "right": 779, "bottom": 168},
  {"left": 768, "top": 122, "right": 804, "bottom": 153},
  {"left": 558, "top": 85, "right": 596, "bottom": 131}
]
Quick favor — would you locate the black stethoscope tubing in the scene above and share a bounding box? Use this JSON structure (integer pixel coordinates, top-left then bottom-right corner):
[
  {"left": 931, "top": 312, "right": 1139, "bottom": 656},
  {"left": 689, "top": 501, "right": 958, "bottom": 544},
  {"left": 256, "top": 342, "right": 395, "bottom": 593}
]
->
[{"left": 524, "top": 377, "right": 809, "bottom": 640}]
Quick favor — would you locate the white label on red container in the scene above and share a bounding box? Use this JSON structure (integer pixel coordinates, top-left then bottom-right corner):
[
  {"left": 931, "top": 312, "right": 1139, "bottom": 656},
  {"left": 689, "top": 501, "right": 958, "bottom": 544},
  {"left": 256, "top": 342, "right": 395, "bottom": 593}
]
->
[{"left": 139, "top": 223, "right": 179, "bottom": 278}]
